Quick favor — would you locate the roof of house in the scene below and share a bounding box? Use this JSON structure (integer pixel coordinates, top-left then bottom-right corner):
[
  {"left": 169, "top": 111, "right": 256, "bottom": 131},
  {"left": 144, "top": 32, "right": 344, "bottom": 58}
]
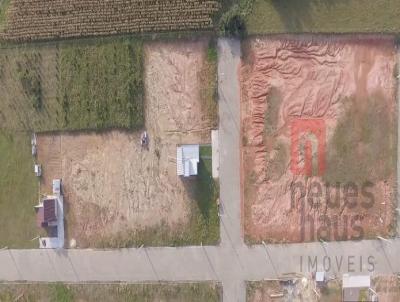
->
[
  {"left": 177, "top": 145, "right": 200, "bottom": 177},
  {"left": 36, "top": 199, "right": 57, "bottom": 227},
  {"left": 316, "top": 271, "right": 325, "bottom": 282},
  {"left": 43, "top": 199, "right": 57, "bottom": 222},
  {"left": 343, "top": 274, "right": 371, "bottom": 288}
]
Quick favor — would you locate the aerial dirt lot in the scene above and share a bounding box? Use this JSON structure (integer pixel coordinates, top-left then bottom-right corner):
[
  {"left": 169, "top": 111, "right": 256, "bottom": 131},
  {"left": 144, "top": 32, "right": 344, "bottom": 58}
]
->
[
  {"left": 241, "top": 36, "right": 397, "bottom": 243},
  {"left": 373, "top": 275, "right": 400, "bottom": 302},
  {"left": 37, "top": 39, "right": 215, "bottom": 247}
]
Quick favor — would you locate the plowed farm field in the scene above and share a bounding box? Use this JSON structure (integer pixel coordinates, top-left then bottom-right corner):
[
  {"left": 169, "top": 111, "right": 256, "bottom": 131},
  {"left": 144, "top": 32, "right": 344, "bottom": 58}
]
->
[{"left": 241, "top": 35, "right": 397, "bottom": 244}]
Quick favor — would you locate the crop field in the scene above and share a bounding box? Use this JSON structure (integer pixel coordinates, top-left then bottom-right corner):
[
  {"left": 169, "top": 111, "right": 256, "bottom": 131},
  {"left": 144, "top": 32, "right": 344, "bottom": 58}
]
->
[
  {"left": 1, "top": 0, "right": 220, "bottom": 41},
  {"left": 0, "top": 282, "right": 221, "bottom": 302},
  {"left": 241, "top": 35, "right": 397, "bottom": 244},
  {"left": 0, "top": 38, "right": 144, "bottom": 132}
]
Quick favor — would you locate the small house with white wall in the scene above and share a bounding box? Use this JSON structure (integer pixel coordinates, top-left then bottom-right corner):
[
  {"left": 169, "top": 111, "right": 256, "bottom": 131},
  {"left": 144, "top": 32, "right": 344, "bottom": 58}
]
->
[
  {"left": 177, "top": 144, "right": 200, "bottom": 177},
  {"left": 342, "top": 274, "right": 375, "bottom": 302},
  {"left": 34, "top": 179, "right": 64, "bottom": 249}
]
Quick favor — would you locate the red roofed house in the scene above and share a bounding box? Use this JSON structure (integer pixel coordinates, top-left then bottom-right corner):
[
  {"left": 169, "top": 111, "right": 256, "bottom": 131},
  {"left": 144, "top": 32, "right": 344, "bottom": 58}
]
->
[
  {"left": 34, "top": 179, "right": 64, "bottom": 249},
  {"left": 35, "top": 198, "right": 58, "bottom": 230}
]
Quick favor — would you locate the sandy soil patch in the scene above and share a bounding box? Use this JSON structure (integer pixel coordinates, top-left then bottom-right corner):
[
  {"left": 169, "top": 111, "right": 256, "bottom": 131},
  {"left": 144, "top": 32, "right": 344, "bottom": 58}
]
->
[
  {"left": 37, "top": 39, "right": 215, "bottom": 247},
  {"left": 373, "top": 275, "right": 400, "bottom": 302},
  {"left": 241, "top": 36, "right": 397, "bottom": 243}
]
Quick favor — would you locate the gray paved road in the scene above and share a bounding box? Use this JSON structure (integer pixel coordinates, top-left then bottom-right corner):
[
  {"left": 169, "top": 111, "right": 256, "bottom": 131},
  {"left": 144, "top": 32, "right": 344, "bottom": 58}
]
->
[
  {"left": 1, "top": 38, "right": 400, "bottom": 302},
  {"left": 1, "top": 241, "right": 399, "bottom": 284}
]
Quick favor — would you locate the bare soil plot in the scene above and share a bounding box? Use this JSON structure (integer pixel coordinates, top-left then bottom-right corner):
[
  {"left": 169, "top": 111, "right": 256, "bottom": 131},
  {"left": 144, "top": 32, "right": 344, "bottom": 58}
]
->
[
  {"left": 241, "top": 36, "right": 397, "bottom": 244},
  {"left": 37, "top": 39, "right": 218, "bottom": 248}
]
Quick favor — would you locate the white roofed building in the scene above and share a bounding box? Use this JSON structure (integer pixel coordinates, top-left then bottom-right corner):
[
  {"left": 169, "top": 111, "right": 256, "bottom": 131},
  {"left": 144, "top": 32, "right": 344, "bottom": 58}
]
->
[{"left": 177, "top": 144, "right": 200, "bottom": 177}]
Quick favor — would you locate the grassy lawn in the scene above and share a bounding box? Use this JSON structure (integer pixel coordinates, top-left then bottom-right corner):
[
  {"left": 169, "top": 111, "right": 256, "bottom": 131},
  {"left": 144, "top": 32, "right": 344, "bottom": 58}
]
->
[
  {"left": 199, "top": 39, "right": 218, "bottom": 128},
  {"left": 188, "top": 145, "right": 220, "bottom": 244},
  {"left": 0, "top": 0, "right": 10, "bottom": 30},
  {"left": 167, "top": 145, "right": 220, "bottom": 246},
  {"left": 0, "top": 132, "right": 38, "bottom": 248},
  {"left": 0, "top": 282, "right": 221, "bottom": 302},
  {"left": 0, "top": 37, "right": 144, "bottom": 132},
  {"left": 221, "top": 0, "right": 400, "bottom": 35}
]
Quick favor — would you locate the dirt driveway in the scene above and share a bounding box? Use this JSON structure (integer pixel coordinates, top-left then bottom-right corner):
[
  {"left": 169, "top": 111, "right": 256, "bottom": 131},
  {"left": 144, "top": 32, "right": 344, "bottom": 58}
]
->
[{"left": 37, "top": 39, "right": 215, "bottom": 247}]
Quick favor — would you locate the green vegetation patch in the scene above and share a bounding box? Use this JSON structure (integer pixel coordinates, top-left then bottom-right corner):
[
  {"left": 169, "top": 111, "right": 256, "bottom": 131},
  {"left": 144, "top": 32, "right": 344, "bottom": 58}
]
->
[
  {"left": 0, "top": 0, "right": 11, "bottom": 30},
  {"left": 245, "top": 0, "right": 400, "bottom": 35},
  {"left": 190, "top": 145, "right": 220, "bottom": 243},
  {"left": 324, "top": 97, "right": 397, "bottom": 184},
  {"left": 199, "top": 39, "right": 219, "bottom": 128},
  {"left": 0, "top": 282, "right": 221, "bottom": 302},
  {"left": 0, "top": 37, "right": 144, "bottom": 132},
  {"left": 59, "top": 39, "right": 144, "bottom": 130},
  {"left": 263, "top": 87, "right": 288, "bottom": 182},
  {"left": 264, "top": 87, "right": 282, "bottom": 137},
  {"left": 0, "top": 132, "right": 38, "bottom": 248}
]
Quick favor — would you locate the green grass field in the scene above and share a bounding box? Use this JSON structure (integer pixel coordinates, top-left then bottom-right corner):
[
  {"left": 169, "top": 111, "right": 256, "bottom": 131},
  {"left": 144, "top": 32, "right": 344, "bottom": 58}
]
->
[
  {"left": 0, "top": 132, "right": 38, "bottom": 248},
  {"left": 0, "top": 0, "right": 10, "bottom": 30},
  {"left": 59, "top": 39, "right": 143, "bottom": 130},
  {"left": 220, "top": 0, "right": 400, "bottom": 35},
  {"left": 0, "top": 38, "right": 144, "bottom": 132},
  {"left": 200, "top": 39, "right": 219, "bottom": 128},
  {"left": 0, "top": 282, "right": 221, "bottom": 302},
  {"left": 187, "top": 145, "right": 220, "bottom": 244},
  {"left": 245, "top": 0, "right": 400, "bottom": 34}
]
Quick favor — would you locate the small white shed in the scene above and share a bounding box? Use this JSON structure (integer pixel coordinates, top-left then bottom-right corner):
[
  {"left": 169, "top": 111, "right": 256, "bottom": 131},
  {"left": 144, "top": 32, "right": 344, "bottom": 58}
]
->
[
  {"left": 177, "top": 144, "right": 200, "bottom": 177},
  {"left": 53, "top": 179, "right": 62, "bottom": 196},
  {"left": 34, "top": 164, "right": 42, "bottom": 177},
  {"left": 342, "top": 274, "right": 372, "bottom": 302}
]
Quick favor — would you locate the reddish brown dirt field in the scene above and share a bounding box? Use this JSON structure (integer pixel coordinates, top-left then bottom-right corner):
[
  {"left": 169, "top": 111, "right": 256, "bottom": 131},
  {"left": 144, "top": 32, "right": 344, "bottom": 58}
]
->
[
  {"left": 373, "top": 275, "right": 400, "bottom": 302},
  {"left": 241, "top": 36, "right": 397, "bottom": 244},
  {"left": 36, "top": 39, "right": 213, "bottom": 247}
]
